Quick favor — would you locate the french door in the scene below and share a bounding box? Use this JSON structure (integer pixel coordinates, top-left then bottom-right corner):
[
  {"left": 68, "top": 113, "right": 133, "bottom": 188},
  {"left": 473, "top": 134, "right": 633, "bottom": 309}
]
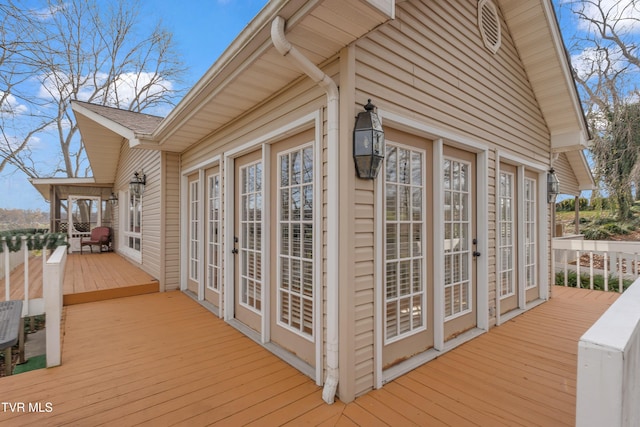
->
[
  {"left": 269, "top": 130, "right": 317, "bottom": 367},
  {"left": 204, "top": 166, "right": 221, "bottom": 308},
  {"left": 498, "top": 165, "right": 540, "bottom": 315},
  {"left": 442, "top": 146, "right": 477, "bottom": 341},
  {"left": 187, "top": 173, "right": 200, "bottom": 296},
  {"left": 382, "top": 130, "right": 434, "bottom": 369},
  {"left": 233, "top": 150, "right": 263, "bottom": 333}
]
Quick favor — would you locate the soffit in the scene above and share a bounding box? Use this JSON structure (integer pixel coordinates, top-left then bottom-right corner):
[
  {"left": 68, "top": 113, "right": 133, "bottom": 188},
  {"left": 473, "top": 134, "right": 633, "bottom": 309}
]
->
[
  {"left": 154, "top": 0, "right": 394, "bottom": 152},
  {"left": 74, "top": 111, "right": 124, "bottom": 185},
  {"left": 497, "top": 0, "right": 589, "bottom": 148}
]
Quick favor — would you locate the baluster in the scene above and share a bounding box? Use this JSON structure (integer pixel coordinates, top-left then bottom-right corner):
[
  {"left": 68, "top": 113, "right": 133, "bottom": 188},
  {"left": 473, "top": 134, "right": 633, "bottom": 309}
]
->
[
  {"left": 604, "top": 252, "right": 609, "bottom": 292},
  {"left": 564, "top": 250, "right": 568, "bottom": 287},
  {"left": 589, "top": 251, "right": 594, "bottom": 290},
  {"left": 3, "top": 239, "right": 9, "bottom": 301},
  {"left": 576, "top": 250, "right": 581, "bottom": 288},
  {"left": 23, "top": 236, "right": 29, "bottom": 313},
  {"left": 618, "top": 252, "right": 623, "bottom": 293}
]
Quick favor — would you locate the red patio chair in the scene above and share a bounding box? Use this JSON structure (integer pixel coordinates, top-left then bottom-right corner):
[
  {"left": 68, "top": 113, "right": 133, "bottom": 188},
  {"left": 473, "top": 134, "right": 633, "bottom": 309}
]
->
[{"left": 80, "top": 226, "right": 112, "bottom": 254}]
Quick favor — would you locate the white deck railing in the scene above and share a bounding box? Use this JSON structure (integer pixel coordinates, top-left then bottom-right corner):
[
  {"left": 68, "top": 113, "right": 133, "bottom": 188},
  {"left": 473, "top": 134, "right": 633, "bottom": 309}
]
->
[
  {"left": 576, "top": 278, "right": 640, "bottom": 426},
  {"left": 1, "top": 236, "right": 67, "bottom": 367},
  {"left": 552, "top": 238, "right": 640, "bottom": 292}
]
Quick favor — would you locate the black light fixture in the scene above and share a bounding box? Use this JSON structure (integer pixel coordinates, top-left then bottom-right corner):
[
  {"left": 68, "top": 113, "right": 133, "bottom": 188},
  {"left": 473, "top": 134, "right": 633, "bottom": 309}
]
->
[
  {"left": 353, "top": 100, "right": 385, "bottom": 179},
  {"left": 547, "top": 168, "right": 560, "bottom": 204},
  {"left": 129, "top": 171, "right": 146, "bottom": 197},
  {"left": 108, "top": 192, "right": 118, "bottom": 206}
]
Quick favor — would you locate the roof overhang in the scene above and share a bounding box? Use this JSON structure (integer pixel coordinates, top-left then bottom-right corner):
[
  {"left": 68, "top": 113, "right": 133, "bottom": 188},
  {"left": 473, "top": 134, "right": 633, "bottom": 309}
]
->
[
  {"left": 30, "top": 177, "right": 114, "bottom": 202},
  {"left": 150, "top": 0, "right": 395, "bottom": 152},
  {"left": 497, "top": 0, "right": 593, "bottom": 190}
]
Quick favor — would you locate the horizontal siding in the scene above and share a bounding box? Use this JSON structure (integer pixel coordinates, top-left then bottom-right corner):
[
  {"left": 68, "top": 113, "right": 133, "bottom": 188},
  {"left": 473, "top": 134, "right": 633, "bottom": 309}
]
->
[
  {"left": 115, "top": 142, "right": 162, "bottom": 280},
  {"left": 555, "top": 152, "right": 580, "bottom": 196},
  {"left": 163, "top": 152, "right": 181, "bottom": 291},
  {"left": 350, "top": 0, "right": 554, "bottom": 397}
]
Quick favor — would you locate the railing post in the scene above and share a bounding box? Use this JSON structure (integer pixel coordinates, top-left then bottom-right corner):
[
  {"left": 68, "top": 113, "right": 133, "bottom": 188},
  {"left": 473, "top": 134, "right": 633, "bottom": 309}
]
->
[
  {"left": 43, "top": 246, "right": 67, "bottom": 367},
  {"left": 3, "top": 239, "right": 9, "bottom": 301}
]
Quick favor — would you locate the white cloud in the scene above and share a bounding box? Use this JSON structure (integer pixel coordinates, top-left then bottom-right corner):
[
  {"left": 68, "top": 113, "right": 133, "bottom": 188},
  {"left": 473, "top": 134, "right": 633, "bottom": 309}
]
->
[
  {"left": 36, "top": 70, "right": 173, "bottom": 110},
  {"left": 0, "top": 92, "right": 28, "bottom": 116},
  {"left": 571, "top": 47, "right": 626, "bottom": 80},
  {"left": 574, "top": 0, "right": 640, "bottom": 34}
]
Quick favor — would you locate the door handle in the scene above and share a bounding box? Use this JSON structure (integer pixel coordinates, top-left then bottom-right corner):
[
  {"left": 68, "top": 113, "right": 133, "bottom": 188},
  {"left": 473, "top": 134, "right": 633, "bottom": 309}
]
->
[
  {"left": 231, "top": 248, "right": 238, "bottom": 255},
  {"left": 473, "top": 251, "right": 481, "bottom": 258}
]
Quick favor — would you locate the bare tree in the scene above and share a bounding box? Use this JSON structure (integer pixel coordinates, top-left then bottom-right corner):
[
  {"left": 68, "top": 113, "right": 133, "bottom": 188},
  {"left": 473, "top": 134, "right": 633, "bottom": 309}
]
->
[
  {"left": 0, "top": 0, "right": 185, "bottom": 180},
  {"left": 561, "top": 0, "right": 640, "bottom": 219}
]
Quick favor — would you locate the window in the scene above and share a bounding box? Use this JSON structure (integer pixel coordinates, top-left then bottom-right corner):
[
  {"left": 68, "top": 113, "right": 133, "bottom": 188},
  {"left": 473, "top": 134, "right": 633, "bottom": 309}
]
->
[
  {"left": 207, "top": 174, "right": 221, "bottom": 291},
  {"left": 278, "top": 146, "right": 314, "bottom": 337},
  {"left": 498, "top": 172, "right": 515, "bottom": 299},
  {"left": 384, "top": 144, "right": 425, "bottom": 342},
  {"left": 189, "top": 180, "right": 199, "bottom": 282},
  {"left": 524, "top": 177, "right": 537, "bottom": 289},
  {"left": 124, "top": 191, "right": 142, "bottom": 255}
]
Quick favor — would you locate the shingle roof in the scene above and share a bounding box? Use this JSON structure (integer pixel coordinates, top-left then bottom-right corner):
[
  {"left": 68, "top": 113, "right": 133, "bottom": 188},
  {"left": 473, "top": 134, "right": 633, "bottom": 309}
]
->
[{"left": 73, "top": 100, "right": 164, "bottom": 135}]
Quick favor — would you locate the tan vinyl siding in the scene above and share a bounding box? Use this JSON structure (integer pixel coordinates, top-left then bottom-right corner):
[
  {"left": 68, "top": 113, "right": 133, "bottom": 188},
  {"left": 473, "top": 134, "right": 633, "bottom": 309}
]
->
[
  {"left": 115, "top": 142, "right": 161, "bottom": 281},
  {"left": 348, "top": 0, "right": 553, "bottom": 397},
  {"left": 555, "top": 152, "right": 580, "bottom": 196},
  {"left": 163, "top": 152, "right": 181, "bottom": 291}
]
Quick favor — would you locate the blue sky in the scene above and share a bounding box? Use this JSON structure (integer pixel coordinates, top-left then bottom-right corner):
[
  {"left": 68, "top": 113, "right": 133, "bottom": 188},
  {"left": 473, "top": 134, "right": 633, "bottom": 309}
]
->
[
  {"left": 0, "top": 0, "right": 267, "bottom": 211},
  {"left": 1, "top": 0, "right": 584, "bottom": 212}
]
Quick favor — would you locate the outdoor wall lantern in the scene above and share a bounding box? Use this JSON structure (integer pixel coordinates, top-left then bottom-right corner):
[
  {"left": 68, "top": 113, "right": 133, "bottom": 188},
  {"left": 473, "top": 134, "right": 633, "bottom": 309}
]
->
[
  {"left": 129, "top": 171, "right": 146, "bottom": 197},
  {"left": 353, "top": 99, "right": 385, "bottom": 179},
  {"left": 547, "top": 168, "right": 560, "bottom": 204},
  {"left": 108, "top": 192, "right": 118, "bottom": 206}
]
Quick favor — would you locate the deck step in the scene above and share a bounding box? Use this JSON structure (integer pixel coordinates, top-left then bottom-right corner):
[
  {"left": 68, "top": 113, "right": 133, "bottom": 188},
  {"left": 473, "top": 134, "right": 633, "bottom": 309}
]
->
[{"left": 63, "top": 281, "right": 159, "bottom": 305}]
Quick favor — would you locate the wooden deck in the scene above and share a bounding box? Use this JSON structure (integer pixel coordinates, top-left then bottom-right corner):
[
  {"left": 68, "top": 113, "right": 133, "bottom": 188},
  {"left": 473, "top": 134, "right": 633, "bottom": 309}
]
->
[
  {"left": 1, "top": 252, "right": 158, "bottom": 305},
  {"left": 0, "top": 286, "right": 618, "bottom": 426}
]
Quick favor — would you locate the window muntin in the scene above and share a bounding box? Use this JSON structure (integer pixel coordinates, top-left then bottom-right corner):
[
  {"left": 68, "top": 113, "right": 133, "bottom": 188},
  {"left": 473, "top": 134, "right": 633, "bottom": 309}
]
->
[
  {"left": 384, "top": 144, "right": 426, "bottom": 342},
  {"left": 498, "top": 172, "right": 515, "bottom": 299},
  {"left": 240, "top": 161, "right": 262, "bottom": 313},
  {"left": 443, "top": 158, "right": 472, "bottom": 319},
  {"left": 207, "top": 174, "right": 221, "bottom": 291},
  {"left": 277, "top": 145, "right": 314, "bottom": 338},
  {"left": 524, "top": 177, "right": 537, "bottom": 289}
]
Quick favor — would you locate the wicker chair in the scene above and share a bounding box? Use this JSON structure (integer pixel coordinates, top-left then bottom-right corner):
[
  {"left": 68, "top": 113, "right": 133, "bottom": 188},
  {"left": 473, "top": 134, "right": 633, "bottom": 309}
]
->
[{"left": 80, "top": 227, "right": 112, "bottom": 254}]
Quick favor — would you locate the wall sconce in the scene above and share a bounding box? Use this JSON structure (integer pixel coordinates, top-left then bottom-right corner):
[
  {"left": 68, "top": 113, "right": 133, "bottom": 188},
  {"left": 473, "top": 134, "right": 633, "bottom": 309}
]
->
[
  {"left": 129, "top": 171, "right": 146, "bottom": 197},
  {"left": 353, "top": 100, "right": 385, "bottom": 179},
  {"left": 547, "top": 168, "right": 560, "bottom": 204},
  {"left": 108, "top": 192, "right": 118, "bottom": 206}
]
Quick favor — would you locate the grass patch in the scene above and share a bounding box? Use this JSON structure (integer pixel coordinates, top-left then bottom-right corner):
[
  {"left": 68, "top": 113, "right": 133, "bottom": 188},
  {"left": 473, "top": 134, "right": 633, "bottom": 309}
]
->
[{"left": 12, "top": 354, "right": 46, "bottom": 375}]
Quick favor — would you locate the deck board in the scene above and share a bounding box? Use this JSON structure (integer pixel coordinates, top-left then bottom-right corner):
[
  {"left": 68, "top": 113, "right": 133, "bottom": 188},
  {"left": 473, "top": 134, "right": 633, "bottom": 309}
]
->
[
  {"left": 0, "top": 286, "right": 619, "bottom": 425},
  {"left": 2, "top": 251, "right": 158, "bottom": 305}
]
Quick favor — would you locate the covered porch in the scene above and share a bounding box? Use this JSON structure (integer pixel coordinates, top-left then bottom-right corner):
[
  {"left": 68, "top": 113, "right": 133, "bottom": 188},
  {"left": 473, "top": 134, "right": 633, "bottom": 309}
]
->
[{"left": 0, "top": 286, "right": 618, "bottom": 425}]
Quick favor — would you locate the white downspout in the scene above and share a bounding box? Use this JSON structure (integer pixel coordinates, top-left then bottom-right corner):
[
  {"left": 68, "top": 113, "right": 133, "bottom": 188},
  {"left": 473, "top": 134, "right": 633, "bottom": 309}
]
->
[{"left": 271, "top": 16, "right": 340, "bottom": 405}]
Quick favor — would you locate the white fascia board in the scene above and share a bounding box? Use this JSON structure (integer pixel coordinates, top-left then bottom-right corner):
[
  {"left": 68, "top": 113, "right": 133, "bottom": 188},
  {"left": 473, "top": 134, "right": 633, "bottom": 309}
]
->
[
  {"left": 72, "top": 102, "right": 143, "bottom": 147},
  {"left": 551, "top": 131, "right": 588, "bottom": 152}
]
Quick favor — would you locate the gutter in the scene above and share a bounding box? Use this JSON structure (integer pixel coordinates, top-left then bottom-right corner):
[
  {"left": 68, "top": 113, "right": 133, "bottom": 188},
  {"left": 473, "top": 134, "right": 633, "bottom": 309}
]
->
[{"left": 271, "top": 15, "right": 340, "bottom": 405}]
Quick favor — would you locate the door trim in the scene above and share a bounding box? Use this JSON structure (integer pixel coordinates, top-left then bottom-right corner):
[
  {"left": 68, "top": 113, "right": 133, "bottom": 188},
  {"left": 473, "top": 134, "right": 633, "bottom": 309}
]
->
[
  {"left": 222, "top": 110, "right": 323, "bottom": 384},
  {"left": 374, "top": 113, "right": 490, "bottom": 387}
]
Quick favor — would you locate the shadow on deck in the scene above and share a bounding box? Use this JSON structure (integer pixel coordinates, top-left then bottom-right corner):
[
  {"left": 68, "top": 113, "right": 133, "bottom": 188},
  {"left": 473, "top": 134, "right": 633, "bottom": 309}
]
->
[
  {"left": 2, "top": 252, "right": 158, "bottom": 305},
  {"left": 0, "top": 286, "right": 619, "bottom": 425}
]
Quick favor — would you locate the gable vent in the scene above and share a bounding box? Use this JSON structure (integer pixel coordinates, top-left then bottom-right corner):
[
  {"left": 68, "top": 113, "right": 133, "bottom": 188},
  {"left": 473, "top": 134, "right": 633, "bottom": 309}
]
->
[{"left": 478, "top": 0, "right": 501, "bottom": 54}]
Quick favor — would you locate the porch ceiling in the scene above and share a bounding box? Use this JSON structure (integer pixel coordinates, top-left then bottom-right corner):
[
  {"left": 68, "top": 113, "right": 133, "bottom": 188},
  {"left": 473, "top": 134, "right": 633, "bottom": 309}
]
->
[{"left": 30, "top": 178, "right": 113, "bottom": 202}]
